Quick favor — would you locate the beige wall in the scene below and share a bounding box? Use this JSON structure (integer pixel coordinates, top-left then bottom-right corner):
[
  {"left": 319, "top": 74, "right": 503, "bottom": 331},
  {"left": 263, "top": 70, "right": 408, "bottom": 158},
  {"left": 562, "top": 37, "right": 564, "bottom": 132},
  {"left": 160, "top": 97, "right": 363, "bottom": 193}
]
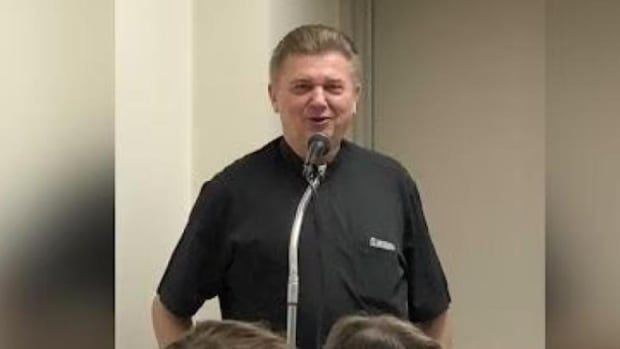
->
[
  {"left": 372, "top": 1, "right": 545, "bottom": 348},
  {"left": 546, "top": 1, "right": 620, "bottom": 348},
  {"left": 192, "top": 1, "right": 275, "bottom": 193},
  {"left": 115, "top": 0, "right": 193, "bottom": 348}
]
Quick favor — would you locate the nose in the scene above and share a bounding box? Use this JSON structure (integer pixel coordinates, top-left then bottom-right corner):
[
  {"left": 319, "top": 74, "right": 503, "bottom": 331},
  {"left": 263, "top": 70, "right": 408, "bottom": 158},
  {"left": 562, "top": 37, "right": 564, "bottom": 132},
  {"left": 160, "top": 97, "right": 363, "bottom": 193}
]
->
[{"left": 308, "top": 87, "right": 327, "bottom": 114}]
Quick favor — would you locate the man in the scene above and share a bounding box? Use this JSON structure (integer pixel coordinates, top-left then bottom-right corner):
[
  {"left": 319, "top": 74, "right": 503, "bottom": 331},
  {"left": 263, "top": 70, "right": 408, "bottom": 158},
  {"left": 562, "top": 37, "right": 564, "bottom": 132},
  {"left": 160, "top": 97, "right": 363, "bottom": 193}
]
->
[{"left": 153, "top": 24, "right": 451, "bottom": 349}]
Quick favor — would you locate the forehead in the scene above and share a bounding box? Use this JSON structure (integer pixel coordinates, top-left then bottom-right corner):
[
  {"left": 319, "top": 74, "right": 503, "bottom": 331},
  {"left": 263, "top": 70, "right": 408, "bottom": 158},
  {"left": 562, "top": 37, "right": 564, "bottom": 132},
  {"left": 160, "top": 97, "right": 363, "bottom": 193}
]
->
[{"left": 275, "top": 52, "right": 355, "bottom": 82}]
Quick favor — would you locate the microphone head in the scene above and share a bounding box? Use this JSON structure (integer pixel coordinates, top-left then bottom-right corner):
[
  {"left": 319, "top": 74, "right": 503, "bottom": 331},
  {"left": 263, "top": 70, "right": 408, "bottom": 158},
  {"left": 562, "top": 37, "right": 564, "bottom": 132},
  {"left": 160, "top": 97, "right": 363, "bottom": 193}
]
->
[{"left": 306, "top": 133, "right": 330, "bottom": 165}]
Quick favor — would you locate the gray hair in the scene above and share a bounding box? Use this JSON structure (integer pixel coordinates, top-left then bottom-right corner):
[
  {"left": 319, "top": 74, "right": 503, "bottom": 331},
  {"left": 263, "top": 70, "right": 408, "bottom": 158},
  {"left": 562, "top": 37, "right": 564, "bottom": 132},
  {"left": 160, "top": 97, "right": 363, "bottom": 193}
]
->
[{"left": 269, "top": 24, "right": 361, "bottom": 83}]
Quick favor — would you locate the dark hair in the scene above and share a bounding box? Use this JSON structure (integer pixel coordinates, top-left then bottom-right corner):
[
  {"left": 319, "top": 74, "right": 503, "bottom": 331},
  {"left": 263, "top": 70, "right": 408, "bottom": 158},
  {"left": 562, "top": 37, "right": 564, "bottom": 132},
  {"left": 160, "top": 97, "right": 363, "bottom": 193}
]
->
[
  {"left": 324, "top": 315, "right": 441, "bottom": 349},
  {"left": 165, "top": 320, "right": 287, "bottom": 349},
  {"left": 269, "top": 24, "right": 361, "bottom": 83}
]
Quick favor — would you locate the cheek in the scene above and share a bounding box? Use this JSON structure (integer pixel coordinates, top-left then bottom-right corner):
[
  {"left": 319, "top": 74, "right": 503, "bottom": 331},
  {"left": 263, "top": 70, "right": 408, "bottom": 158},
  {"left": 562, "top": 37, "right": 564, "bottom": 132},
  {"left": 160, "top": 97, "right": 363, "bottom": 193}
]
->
[
  {"left": 332, "top": 97, "right": 356, "bottom": 116},
  {"left": 336, "top": 112, "right": 353, "bottom": 127},
  {"left": 280, "top": 109, "right": 304, "bottom": 132},
  {"left": 281, "top": 97, "right": 306, "bottom": 114},
  {"left": 334, "top": 101, "right": 355, "bottom": 127}
]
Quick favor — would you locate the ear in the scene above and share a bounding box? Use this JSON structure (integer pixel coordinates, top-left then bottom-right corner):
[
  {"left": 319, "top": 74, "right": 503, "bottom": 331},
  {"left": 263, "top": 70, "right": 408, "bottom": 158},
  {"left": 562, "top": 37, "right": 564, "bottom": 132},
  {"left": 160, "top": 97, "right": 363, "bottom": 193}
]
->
[
  {"left": 268, "top": 83, "right": 279, "bottom": 113},
  {"left": 353, "top": 84, "right": 362, "bottom": 114}
]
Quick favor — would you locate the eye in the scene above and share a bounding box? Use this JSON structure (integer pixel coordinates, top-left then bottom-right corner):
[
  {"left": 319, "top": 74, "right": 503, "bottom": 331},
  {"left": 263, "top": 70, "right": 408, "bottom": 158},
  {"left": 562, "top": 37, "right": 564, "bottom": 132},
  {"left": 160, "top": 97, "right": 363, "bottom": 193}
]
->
[
  {"left": 291, "top": 83, "right": 312, "bottom": 94},
  {"left": 325, "top": 84, "right": 344, "bottom": 94}
]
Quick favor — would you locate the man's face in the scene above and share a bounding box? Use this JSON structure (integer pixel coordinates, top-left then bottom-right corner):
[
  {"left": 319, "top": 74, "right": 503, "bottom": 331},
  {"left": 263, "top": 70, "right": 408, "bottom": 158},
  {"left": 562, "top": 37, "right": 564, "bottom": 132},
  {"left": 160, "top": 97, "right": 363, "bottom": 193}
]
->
[{"left": 269, "top": 51, "right": 360, "bottom": 158}]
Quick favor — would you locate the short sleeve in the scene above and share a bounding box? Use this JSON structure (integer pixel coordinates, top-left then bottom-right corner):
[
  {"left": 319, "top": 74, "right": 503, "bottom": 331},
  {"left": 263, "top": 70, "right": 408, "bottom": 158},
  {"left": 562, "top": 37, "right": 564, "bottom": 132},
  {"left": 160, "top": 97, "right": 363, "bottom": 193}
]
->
[
  {"left": 156, "top": 179, "right": 231, "bottom": 318},
  {"left": 402, "top": 175, "right": 451, "bottom": 322}
]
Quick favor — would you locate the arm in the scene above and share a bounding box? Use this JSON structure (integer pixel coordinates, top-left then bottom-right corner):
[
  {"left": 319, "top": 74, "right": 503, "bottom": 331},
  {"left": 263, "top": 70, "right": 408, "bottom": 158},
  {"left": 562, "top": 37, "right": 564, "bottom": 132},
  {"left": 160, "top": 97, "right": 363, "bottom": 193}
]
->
[
  {"left": 152, "top": 296, "right": 193, "bottom": 348},
  {"left": 417, "top": 309, "right": 452, "bottom": 349},
  {"left": 153, "top": 181, "right": 228, "bottom": 347}
]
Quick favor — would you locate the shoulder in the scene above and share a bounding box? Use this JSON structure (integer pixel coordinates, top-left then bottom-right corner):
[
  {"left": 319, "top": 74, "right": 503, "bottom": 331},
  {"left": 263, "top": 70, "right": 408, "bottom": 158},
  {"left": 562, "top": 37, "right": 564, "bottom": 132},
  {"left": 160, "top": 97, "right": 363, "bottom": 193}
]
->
[
  {"left": 206, "top": 137, "right": 281, "bottom": 185},
  {"left": 344, "top": 141, "right": 413, "bottom": 180},
  {"left": 192, "top": 139, "right": 281, "bottom": 213},
  {"left": 341, "top": 141, "right": 424, "bottom": 198}
]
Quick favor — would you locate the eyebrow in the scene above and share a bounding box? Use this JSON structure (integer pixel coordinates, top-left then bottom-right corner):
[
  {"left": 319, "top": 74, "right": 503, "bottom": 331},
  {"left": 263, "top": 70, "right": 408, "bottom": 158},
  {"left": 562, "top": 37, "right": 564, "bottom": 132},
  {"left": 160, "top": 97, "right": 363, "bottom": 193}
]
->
[
  {"left": 289, "top": 78, "right": 313, "bottom": 84},
  {"left": 288, "top": 77, "right": 345, "bottom": 85}
]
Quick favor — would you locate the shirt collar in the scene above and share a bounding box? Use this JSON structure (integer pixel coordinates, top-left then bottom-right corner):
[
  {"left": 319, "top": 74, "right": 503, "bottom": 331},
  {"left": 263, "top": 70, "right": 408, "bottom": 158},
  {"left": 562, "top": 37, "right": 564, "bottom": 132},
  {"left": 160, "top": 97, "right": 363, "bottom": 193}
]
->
[{"left": 277, "top": 136, "right": 348, "bottom": 181}]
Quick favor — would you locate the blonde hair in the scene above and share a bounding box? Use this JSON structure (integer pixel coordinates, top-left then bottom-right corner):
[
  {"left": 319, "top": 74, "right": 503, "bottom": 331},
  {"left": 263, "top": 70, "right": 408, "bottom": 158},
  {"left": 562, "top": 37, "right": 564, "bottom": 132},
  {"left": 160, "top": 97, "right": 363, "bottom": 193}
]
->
[
  {"left": 269, "top": 24, "right": 361, "bottom": 83},
  {"left": 165, "top": 320, "right": 287, "bottom": 349},
  {"left": 324, "top": 315, "right": 441, "bottom": 349}
]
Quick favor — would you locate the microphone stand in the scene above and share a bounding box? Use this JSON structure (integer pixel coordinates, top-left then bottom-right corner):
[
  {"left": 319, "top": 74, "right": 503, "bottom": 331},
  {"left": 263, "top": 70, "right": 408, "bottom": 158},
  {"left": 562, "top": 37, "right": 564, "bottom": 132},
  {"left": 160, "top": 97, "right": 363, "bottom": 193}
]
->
[{"left": 286, "top": 165, "right": 325, "bottom": 348}]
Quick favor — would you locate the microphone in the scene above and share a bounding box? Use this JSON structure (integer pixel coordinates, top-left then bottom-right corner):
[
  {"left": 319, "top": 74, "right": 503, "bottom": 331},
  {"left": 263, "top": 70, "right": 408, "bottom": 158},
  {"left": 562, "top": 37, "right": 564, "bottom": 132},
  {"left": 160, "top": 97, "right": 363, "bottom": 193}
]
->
[
  {"left": 303, "top": 134, "right": 330, "bottom": 181},
  {"left": 304, "top": 133, "right": 330, "bottom": 166},
  {"left": 288, "top": 134, "right": 330, "bottom": 347}
]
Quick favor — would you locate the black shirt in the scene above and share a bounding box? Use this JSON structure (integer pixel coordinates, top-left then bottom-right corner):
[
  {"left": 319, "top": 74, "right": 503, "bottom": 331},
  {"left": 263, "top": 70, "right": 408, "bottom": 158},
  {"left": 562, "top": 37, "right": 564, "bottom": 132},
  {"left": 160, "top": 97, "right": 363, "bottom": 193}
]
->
[{"left": 157, "top": 137, "right": 450, "bottom": 349}]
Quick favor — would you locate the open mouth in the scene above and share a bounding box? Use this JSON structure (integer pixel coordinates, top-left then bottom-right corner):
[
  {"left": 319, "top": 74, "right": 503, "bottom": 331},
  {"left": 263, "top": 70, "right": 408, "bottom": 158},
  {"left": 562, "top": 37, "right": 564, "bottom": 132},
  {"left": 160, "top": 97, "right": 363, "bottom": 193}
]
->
[{"left": 309, "top": 116, "right": 330, "bottom": 124}]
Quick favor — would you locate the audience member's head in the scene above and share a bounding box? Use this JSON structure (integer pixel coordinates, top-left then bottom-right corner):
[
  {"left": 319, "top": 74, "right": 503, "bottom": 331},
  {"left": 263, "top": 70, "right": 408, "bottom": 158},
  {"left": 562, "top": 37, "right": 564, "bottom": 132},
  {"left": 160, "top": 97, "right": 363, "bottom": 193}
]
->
[
  {"left": 324, "top": 314, "right": 441, "bottom": 349},
  {"left": 165, "top": 319, "right": 287, "bottom": 349}
]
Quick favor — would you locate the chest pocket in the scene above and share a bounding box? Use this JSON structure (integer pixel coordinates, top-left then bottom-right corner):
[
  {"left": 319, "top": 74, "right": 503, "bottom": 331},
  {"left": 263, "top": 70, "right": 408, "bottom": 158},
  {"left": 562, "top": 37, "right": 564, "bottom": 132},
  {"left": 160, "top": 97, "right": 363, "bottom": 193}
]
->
[{"left": 356, "top": 233, "right": 406, "bottom": 308}]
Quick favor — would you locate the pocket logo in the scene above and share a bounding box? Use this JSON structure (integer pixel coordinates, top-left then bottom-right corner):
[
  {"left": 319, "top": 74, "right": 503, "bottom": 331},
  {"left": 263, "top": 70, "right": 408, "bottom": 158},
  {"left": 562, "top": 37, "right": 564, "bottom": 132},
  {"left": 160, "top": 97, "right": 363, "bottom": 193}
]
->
[{"left": 369, "top": 237, "right": 396, "bottom": 251}]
